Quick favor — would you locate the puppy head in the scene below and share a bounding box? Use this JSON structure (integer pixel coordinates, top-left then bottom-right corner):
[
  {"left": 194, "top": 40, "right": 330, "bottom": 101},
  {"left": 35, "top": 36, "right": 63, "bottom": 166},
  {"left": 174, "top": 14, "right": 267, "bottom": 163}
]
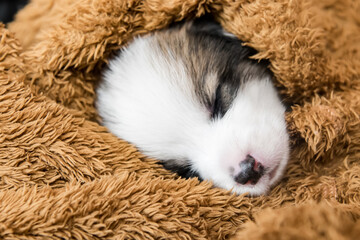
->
[{"left": 97, "top": 18, "right": 290, "bottom": 196}]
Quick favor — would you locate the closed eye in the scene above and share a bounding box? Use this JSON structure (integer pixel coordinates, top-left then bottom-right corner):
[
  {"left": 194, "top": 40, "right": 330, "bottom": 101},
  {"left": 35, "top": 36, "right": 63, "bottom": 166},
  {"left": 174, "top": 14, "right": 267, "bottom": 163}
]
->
[{"left": 210, "top": 83, "right": 223, "bottom": 119}]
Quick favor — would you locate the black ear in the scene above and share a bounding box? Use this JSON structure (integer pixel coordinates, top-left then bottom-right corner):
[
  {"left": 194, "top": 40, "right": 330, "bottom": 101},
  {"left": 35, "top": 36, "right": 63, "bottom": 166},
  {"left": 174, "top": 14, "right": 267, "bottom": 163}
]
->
[
  {"left": 190, "top": 15, "right": 238, "bottom": 40},
  {"left": 191, "top": 15, "right": 271, "bottom": 72}
]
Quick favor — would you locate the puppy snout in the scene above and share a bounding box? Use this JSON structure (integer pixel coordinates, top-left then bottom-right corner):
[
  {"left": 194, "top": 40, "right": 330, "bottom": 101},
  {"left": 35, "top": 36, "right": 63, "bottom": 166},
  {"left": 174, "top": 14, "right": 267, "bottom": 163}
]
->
[{"left": 234, "top": 155, "right": 265, "bottom": 185}]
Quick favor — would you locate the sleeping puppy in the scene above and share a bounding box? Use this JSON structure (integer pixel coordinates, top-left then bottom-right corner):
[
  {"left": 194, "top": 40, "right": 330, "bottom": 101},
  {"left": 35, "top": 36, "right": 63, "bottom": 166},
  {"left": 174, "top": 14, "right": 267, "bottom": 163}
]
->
[{"left": 96, "top": 17, "right": 290, "bottom": 196}]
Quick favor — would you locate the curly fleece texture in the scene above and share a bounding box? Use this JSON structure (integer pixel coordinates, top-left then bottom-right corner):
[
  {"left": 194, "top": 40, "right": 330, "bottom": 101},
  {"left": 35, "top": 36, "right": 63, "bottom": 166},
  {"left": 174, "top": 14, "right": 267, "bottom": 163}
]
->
[{"left": 0, "top": 0, "right": 360, "bottom": 239}]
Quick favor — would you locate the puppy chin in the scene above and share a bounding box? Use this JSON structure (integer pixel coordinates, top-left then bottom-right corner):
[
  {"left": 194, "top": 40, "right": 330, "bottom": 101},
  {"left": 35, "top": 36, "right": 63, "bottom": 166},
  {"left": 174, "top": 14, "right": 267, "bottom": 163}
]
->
[
  {"left": 202, "top": 175, "right": 268, "bottom": 196},
  {"left": 223, "top": 175, "right": 271, "bottom": 196},
  {"left": 195, "top": 158, "right": 285, "bottom": 196}
]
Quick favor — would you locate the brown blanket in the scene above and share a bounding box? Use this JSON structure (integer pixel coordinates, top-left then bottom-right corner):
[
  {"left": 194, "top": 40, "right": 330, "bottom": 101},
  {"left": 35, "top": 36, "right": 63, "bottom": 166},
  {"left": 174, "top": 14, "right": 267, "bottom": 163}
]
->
[{"left": 1, "top": 0, "right": 359, "bottom": 239}]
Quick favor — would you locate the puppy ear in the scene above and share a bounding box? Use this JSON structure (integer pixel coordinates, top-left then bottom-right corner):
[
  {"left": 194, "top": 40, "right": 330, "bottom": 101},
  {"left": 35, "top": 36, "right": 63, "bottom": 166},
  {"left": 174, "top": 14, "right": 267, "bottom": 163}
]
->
[{"left": 191, "top": 15, "right": 238, "bottom": 40}]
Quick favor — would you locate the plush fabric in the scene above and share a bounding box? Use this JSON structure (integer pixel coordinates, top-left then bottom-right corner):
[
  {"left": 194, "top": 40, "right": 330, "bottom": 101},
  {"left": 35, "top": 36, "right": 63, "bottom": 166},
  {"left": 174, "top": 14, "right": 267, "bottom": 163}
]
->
[{"left": 1, "top": 0, "right": 359, "bottom": 239}]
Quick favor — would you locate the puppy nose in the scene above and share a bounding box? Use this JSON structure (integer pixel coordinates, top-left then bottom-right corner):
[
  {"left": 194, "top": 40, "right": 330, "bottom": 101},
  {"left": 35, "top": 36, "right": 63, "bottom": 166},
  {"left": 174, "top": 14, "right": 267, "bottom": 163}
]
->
[{"left": 234, "top": 155, "right": 265, "bottom": 185}]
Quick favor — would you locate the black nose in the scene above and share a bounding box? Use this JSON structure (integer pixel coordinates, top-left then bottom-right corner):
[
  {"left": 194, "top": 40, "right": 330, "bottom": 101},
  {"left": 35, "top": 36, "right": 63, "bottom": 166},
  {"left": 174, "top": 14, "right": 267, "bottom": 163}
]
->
[{"left": 234, "top": 155, "right": 265, "bottom": 185}]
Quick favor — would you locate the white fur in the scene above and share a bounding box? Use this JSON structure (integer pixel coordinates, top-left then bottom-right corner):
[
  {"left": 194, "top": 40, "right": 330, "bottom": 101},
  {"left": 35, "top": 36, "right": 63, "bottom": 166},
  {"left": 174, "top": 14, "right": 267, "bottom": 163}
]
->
[{"left": 96, "top": 35, "right": 289, "bottom": 196}]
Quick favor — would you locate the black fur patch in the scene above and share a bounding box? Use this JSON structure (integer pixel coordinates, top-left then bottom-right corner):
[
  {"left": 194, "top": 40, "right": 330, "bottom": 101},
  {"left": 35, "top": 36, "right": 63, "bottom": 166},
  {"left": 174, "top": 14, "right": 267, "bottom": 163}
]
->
[
  {"left": 187, "top": 17, "right": 272, "bottom": 119},
  {"left": 160, "top": 160, "right": 202, "bottom": 180}
]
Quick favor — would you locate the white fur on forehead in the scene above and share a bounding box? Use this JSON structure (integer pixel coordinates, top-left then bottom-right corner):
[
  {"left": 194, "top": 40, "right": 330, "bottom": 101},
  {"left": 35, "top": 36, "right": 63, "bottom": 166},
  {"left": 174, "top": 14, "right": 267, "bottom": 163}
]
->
[
  {"left": 97, "top": 32, "right": 289, "bottom": 196},
  {"left": 97, "top": 35, "right": 207, "bottom": 161}
]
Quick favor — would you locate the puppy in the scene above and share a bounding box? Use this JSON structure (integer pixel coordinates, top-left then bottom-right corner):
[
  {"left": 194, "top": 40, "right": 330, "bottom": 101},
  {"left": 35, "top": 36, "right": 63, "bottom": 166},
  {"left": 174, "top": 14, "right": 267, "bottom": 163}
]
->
[{"left": 96, "top": 18, "right": 289, "bottom": 196}]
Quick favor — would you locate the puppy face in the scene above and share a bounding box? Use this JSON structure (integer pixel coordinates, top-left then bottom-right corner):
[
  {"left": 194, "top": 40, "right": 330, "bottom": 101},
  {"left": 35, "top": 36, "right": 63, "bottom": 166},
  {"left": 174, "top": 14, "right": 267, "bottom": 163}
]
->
[
  {"left": 96, "top": 19, "right": 289, "bottom": 196},
  {"left": 190, "top": 78, "right": 289, "bottom": 195}
]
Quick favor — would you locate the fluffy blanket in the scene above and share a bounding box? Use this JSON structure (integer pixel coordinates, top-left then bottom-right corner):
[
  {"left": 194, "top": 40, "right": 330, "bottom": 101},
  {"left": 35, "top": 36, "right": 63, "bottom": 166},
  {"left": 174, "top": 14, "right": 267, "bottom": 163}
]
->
[{"left": 1, "top": 0, "right": 360, "bottom": 239}]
